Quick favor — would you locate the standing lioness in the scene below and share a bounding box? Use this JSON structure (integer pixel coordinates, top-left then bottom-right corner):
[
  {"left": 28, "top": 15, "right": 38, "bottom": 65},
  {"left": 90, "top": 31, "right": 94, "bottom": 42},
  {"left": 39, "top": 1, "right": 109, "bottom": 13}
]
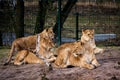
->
[{"left": 4, "top": 27, "right": 55, "bottom": 65}]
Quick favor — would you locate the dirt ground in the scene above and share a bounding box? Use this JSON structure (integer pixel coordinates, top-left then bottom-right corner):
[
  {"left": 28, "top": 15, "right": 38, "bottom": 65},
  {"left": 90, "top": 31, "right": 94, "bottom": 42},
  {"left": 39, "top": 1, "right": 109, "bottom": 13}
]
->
[{"left": 0, "top": 47, "right": 120, "bottom": 80}]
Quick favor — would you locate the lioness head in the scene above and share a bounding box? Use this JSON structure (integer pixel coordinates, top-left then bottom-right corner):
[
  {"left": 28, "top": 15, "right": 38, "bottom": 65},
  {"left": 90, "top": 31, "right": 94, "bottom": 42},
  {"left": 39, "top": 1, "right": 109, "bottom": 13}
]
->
[
  {"left": 41, "top": 37, "right": 55, "bottom": 51},
  {"left": 81, "top": 29, "right": 94, "bottom": 42},
  {"left": 81, "top": 29, "right": 97, "bottom": 49},
  {"left": 72, "top": 41, "right": 85, "bottom": 57},
  {"left": 47, "top": 38, "right": 55, "bottom": 51},
  {"left": 41, "top": 27, "right": 55, "bottom": 40}
]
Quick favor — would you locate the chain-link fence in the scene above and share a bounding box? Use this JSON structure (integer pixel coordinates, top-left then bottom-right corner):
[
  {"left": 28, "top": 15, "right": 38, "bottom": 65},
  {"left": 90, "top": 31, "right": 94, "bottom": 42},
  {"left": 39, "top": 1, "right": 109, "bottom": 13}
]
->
[
  {"left": 0, "top": 0, "right": 120, "bottom": 46},
  {"left": 62, "top": 1, "right": 120, "bottom": 46}
]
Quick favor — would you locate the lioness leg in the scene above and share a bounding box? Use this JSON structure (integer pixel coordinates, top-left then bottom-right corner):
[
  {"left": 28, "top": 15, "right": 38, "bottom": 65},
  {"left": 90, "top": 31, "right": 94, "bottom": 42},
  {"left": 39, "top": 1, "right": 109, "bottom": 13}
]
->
[
  {"left": 94, "top": 47, "right": 104, "bottom": 54},
  {"left": 81, "top": 62, "right": 95, "bottom": 69},
  {"left": 24, "top": 58, "right": 44, "bottom": 64},
  {"left": 14, "top": 50, "right": 29, "bottom": 65},
  {"left": 53, "top": 62, "right": 67, "bottom": 68},
  {"left": 60, "top": 63, "right": 68, "bottom": 68},
  {"left": 54, "top": 59, "right": 69, "bottom": 68},
  {"left": 46, "top": 56, "right": 56, "bottom": 62},
  {"left": 91, "top": 58, "right": 100, "bottom": 67},
  {"left": 53, "top": 60, "right": 67, "bottom": 68},
  {"left": 23, "top": 52, "right": 44, "bottom": 64},
  {"left": 4, "top": 45, "right": 16, "bottom": 65},
  {"left": 14, "top": 61, "right": 24, "bottom": 65}
]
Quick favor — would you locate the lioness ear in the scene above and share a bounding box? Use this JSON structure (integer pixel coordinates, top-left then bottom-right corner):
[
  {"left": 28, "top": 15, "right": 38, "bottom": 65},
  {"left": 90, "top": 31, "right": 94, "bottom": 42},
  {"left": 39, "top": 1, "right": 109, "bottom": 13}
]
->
[
  {"left": 41, "top": 28, "right": 48, "bottom": 38},
  {"left": 81, "top": 42, "right": 84, "bottom": 46},
  {"left": 82, "top": 29, "right": 85, "bottom": 34},
  {"left": 92, "top": 29, "right": 94, "bottom": 33},
  {"left": 49, "top": 27, "right": 53, "bottom": 30},
  {"left": 46, "top": 28, "right": 49, "bottom": 32},
  {"left": 41, "top": 28, "right": 46, "bottom": 33}
]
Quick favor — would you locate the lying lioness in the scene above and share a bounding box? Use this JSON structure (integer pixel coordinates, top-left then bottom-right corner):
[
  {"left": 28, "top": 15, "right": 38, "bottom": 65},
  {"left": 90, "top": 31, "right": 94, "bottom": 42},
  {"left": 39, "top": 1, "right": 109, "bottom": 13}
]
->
[
  {"left": 53, "top": 41, "right": 85, "bottom": 68},
  {"left": 4, "top": 27, "right": 55, "bottom": 65},
  {"left": 80, "top": 29, "right": 104, "bottom": 55},
  {"left": 14, "top": 50, "right": 56, "bottom": 65}
]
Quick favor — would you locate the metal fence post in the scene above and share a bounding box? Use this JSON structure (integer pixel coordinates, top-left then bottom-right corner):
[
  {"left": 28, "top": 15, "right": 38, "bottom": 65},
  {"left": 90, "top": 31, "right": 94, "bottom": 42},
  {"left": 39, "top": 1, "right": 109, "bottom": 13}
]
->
[
  {"left": 76, "top": 12, "right": 79, "bottom": 40},
  {"left": 58, "top": 0, "right": 61, "bottom": 45}
]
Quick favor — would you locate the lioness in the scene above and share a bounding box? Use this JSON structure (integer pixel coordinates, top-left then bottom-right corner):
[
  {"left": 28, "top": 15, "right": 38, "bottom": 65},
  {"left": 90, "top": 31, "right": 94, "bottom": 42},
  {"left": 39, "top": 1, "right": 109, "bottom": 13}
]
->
[
  {"left": 53, "top": 41, "right": 85, "bottom": 68},
  {"left": 80, "top": 29, "right": 104, "bottom": 55},
  {"left": 14, "top": 50, "right": 56, "bottom": 65},
  {"left": 14, "top": 50, "right": 44, "bottom": 65},
  {"left": 4, "top": 27, "right": 55, "bottom": 65}
]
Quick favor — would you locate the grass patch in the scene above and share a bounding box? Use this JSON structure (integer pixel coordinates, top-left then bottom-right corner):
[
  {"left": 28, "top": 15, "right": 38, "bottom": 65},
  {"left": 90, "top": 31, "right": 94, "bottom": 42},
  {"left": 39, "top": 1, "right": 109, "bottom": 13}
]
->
[{"left": 0, "top": 49, "right": 9, "bottom": 60}]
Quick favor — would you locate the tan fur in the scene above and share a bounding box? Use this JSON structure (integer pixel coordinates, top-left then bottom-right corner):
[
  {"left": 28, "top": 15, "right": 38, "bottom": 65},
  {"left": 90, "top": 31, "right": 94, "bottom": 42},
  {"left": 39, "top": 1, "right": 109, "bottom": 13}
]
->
[
  {"left": 14, "top": 50, "right": 56, "bottom": 65},
  {"left": 53, "top": 29, "right": 104, "bottom": 69},
  {"left": 14, "top": 33, "right": 56, "bottom": 65},
  {"left": 81, "top": 29, "right": 104, "bottom": 54},
  {"left": 5, "top": 27, "right": 55, "bottom": 65},
  {"left": 53, "top": 41, "right": 85, "bottom": 68},
  {"left": 37, "top": 36, "right": 56, "bottom": 60}
]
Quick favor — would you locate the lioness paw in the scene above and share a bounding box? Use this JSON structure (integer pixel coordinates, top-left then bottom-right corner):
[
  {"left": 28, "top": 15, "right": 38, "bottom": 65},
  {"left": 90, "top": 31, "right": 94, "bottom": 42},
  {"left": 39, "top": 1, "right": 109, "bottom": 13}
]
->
[
  {"left": 96, "top": 63, "right": 101, "bottom": 67},
  {"left": 94, "top": 48, "right": 104, "bottom": 54},
  {"left": 92, "top": 60, "right": 101, "bottom": 67},
  {"left": 100, "top": 48, "right": 104, "bottom": 53},
  {"left": 88, "top": 65, "right": 95, "bottom": 69}
]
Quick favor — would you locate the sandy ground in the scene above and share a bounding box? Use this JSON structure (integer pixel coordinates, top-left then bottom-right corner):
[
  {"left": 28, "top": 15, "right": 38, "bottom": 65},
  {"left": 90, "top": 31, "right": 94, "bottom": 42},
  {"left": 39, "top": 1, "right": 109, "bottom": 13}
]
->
[{"left": 0, "top": 47, "right": 120, "bottom": 80}]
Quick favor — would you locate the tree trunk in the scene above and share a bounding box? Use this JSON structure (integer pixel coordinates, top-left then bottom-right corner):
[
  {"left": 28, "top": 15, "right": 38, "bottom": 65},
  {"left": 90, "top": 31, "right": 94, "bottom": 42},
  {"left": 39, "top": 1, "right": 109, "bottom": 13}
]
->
[
  {"left": 0, "top": 0, "right": 3, "bottom": 46},
  {"left": 0, "top": 31, "right": 2, "bottom": 46},
  {"left": 14, "top": 0, "right": 24, "bottom": 38},
  {"left": 34, "top": 0, "right": 48, "bottom": 34},
  {"left": 53, "top": 0, "right": 77, "bottom": 35}
]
